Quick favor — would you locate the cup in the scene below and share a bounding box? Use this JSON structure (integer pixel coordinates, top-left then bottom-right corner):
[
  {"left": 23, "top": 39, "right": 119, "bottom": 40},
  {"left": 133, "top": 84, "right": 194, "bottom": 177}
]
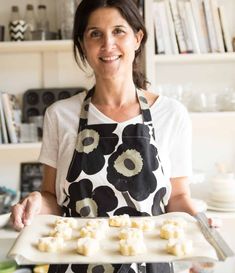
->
[
  {"left": 189, "top": 92, "right": 218, "bottom": 112},
  {"left": 20, "top": 123, "right": 38, "bottom": 143},
  {"left": 0, "top": 25, "right": 5, "bottom": 41},
  {"left": 29, "top": 115, "right": 44, "bottom": 140},
  {"left": 9, "top": 20, "right": 27, "bottom": 41},
  {"left": 0, "top": 194, "right": 7, "bottom": 214},
  {"left": 0, "top": 192, "right": 14, "bottom": 214}
]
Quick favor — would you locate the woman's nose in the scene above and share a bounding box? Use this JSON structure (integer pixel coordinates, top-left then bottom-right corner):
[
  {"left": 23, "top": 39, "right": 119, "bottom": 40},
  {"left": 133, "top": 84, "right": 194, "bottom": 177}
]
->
[{"left": 101, "top": 34, "right": 116, "bottom": 50}]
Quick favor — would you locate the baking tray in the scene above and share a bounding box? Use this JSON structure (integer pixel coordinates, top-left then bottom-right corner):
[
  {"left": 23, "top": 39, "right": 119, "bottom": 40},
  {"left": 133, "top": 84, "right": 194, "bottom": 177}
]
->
[
  {"left": 22, "top": 87, "right": 85, "bottom": 122},
  {"left": 7, "top": 212, "right": 233, "bottom": 265}
]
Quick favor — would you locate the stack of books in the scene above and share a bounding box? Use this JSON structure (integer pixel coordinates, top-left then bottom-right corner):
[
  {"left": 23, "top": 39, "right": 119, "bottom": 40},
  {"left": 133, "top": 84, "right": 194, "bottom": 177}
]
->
[
  {"left": 153, "top": 0, "right": 233, "bottom": 54},
  {"left": 0, "top": 91, "right": 21, "bottom": 144}
]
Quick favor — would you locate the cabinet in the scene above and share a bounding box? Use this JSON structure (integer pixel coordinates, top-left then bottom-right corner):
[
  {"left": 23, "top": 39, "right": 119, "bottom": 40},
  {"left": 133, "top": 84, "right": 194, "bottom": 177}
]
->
[
  {"left": 144, "top": 0, "right": 235, "bottom": 178},
  {"left": 0, "top": 0, "right": 235, "bottom": 192}
]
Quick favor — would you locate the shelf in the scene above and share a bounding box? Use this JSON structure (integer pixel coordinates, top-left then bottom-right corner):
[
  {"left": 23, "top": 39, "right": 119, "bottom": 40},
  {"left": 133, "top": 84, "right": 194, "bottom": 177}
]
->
[
  {"left": 190, "top": 111, "right": 235, "bottom": 118},
  {"left": 0, "top": 40, "right": 73, "bottom": 53},
  {"left": 0, "top": 142, "right": 41, "bottom": 151},
  {"left": 154, "top": 53, "right": 235, "bottom": 64}
]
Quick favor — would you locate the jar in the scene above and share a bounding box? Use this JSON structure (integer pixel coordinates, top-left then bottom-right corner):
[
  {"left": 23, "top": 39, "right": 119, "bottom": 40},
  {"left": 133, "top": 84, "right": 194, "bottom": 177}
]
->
[{"left": 57, "top": 0, "right": 76, "bottom": 39}]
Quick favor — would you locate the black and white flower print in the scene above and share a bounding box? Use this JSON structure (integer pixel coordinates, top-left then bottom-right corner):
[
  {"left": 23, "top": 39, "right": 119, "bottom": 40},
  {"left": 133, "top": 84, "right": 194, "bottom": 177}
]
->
[
  {"left": 114, "top": 206, "right": 149, "bottom": 216},
  {"left": 151, "top": 187, "right": 167, "bottom": 215},
  {"left": 66, "top": 179, "right": 118, "bottom": 217},
  {"left": 107, "top": 124, "right": 159, "bottom": 201},
  {"left": 67, "top": 124, "right": 118, "bottom": 182}
]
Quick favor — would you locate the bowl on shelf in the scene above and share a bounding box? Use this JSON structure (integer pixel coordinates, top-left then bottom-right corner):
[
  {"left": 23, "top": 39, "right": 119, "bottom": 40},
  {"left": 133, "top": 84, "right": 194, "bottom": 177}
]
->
[{"left": 0, "top": 213, "right": 11, "bottom": 228}]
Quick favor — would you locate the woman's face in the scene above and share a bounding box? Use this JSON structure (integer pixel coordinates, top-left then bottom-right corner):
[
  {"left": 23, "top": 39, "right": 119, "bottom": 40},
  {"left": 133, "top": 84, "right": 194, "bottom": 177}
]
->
[{"left": 81, "top": 7, "right": 143, "bottom": 80}]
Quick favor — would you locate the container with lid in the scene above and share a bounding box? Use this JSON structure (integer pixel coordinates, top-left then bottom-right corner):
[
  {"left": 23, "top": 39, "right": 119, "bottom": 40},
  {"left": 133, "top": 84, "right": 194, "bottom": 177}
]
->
[
  {"left": 9, "top": 5, "right": 27, "bottom": 41},
  {"left": 57, "top": 0, "right": 76, "bottom": 39},
  {"left": 36, "top": 4, "right": 49, "bottom": 32},
  {"left": 24, "top": 4, "right": 37, "bottom": 40}
]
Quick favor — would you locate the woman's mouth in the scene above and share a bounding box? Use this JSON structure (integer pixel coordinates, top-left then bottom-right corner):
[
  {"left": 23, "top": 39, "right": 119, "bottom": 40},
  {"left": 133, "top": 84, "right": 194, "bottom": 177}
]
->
[{"left": 99, "top": 55, "right": 121, "bottom": 62}]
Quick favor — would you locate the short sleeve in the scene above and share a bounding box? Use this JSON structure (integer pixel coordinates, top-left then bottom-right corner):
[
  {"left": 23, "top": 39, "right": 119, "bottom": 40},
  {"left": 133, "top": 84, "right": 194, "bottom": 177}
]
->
[
  {"left": 38, "top": 106, "right": 58, "bottom": 168},
  {"left": 169, "top": 107, "right": 192, "bottom": 178}
]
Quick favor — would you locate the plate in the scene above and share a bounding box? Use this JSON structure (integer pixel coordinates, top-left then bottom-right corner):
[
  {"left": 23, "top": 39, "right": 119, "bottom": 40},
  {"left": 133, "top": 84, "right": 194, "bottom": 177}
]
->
[
  {"left": 207, "top": 205, "right": 235, "bottom": 212},
  {"left": 206, "top": 200, "right": 235, "bottom": 212}
]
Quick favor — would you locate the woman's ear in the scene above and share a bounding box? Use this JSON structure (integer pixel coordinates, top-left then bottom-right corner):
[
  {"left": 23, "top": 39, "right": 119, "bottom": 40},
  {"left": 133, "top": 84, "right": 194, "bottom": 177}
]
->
[{"left": 135, "top": 29, "right": 144, "bottom": 51}]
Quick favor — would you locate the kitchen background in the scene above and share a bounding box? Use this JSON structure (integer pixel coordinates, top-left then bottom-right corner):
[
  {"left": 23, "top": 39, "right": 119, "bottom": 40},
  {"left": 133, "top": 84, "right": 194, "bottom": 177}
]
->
[
  {"left": 0, "top": 0, "right": 235, "bottom": 205},
  {"left": 0, "top": 0, "right": 235, "bottom": 272}
]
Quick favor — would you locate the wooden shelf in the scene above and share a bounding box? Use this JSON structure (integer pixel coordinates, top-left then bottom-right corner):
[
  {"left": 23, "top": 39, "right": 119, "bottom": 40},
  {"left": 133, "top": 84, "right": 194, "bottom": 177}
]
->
[
  {"left": 154, "top": 53, "right": 235, "bottom": 64},
  {"left": 0, "top": 142, "right": 41, "bottom": 151},
  {"left": 0, "top": 40, "right": 73, "bottom": 53}
]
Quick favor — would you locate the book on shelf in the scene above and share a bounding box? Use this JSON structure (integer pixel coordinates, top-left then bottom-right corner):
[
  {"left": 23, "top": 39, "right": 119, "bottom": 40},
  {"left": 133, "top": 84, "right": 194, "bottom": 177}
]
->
[
  {"left": 0, "top": 91, "right": 9, "bottom": 144},
  {"left": 154, "top": 0, "right": 173, "bottom": 54},
  {"left": 177, "top": 0, "right": 194, "bottom": 53},
  {"left": 218, "top": 5, "right": 233, "bottom": 52},
  {"left": 210, "top": 0, "right": 225, "bottom": 53},
  {"left": 169, "top": 0, "right": 187, "bottom": 54},
  {"left": 1, "top": 92, "right": 21, "bottom": 144},
  {"left": 153, "top": 2, "right": 166, "bottom": 54},
  {"left": 203, "top": 0, "right": 219, "bottom": 52},
  {"left": 184, "top": 1, "right": 201, "bottom": 54},
  {"left": 190, "top": 0, "right": 210, "bottom": 53},
  {"left": 165, "top": 0, "right": 179, "bottom": 54}
]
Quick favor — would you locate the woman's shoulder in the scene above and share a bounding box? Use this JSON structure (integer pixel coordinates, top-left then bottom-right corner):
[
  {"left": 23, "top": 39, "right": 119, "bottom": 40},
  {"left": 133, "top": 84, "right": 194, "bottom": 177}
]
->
[
  {"left": 45, "top": 90, "right": 87, "bottom": 115},
  {"left": 144, "top": 89, "right": 187, "bottom": 112}
]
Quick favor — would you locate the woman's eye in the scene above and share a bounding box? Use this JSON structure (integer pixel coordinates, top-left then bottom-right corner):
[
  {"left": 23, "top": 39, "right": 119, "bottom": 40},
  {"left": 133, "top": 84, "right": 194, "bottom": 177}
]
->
[
  {"left": 90, "top": 31, "right": 102, "bottom": 38},
  {"left": 114, "top": 28, "right": 125, "bottom": 35}
]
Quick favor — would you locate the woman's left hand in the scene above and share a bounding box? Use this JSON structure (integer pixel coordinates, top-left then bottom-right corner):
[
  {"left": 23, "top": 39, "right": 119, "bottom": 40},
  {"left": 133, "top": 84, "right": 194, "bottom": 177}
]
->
[{"left": 208, "top": 217, "right": 222, "bottom": 228}]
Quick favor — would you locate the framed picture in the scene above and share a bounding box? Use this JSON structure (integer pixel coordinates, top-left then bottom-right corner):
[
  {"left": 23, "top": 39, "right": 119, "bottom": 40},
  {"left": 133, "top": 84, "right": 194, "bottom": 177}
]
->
[{"left": 20, "top": 162, "right": 43, "bottom": 199}]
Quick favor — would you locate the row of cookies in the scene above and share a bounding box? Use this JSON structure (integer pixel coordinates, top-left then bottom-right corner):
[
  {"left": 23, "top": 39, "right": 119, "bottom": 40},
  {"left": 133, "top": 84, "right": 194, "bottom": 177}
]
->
[{"left": 37, "top": 214, "right": 193, "bottom": 257}]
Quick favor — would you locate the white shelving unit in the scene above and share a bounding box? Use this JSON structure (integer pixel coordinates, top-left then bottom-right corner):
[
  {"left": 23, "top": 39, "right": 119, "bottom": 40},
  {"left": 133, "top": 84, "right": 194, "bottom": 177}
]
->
[
  {"left": 0, "top": 0, "right": 93, "bottom": 191},
  {"left": 144, "top": 0, "right": 235, "bottom": 174},
  {"left": 0, "top": 40, "right": 73, "bottom": 53},
  {"left": 0, "top": 38, "right": 94, "bottom": 190},
  {"left": 0, "top": 142, "right": 41, "bottom": 151},
  {"left": 0, "top": 0, "right": 235, "bottom": 190}
]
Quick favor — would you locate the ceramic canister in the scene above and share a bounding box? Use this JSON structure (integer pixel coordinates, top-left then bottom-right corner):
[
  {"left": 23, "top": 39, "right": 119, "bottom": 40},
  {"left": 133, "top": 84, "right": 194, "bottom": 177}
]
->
[{"left": 9, "top": 20, "right": 27, "bottom": 41}]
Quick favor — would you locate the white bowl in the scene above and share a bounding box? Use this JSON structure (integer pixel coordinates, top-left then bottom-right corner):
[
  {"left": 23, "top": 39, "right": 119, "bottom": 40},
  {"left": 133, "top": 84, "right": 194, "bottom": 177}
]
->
[{"left": 0, "top": 213, "right": 11, "bottom": 228}]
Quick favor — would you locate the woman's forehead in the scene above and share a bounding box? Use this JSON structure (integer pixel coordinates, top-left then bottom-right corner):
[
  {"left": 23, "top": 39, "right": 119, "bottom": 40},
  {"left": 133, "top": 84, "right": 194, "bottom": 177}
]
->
[{"left": 86, "top": 7, "right": 128, "bottom": 28}]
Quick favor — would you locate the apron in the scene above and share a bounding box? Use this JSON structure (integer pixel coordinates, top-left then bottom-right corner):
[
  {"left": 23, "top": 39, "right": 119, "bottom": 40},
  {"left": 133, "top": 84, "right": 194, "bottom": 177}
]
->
[{"left": 48, "top": 87, "right": 173, "bottom": 273}]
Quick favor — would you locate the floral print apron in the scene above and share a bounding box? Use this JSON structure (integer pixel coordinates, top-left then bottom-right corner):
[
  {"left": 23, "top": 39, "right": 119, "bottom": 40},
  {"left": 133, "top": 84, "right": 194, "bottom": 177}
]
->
[{"left": 48, "top": 87, "right": 172, "bottom": 273}]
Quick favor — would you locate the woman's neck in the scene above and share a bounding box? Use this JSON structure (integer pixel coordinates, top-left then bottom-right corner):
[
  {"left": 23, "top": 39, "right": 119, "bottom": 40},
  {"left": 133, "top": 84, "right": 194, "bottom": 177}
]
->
[{"left": 92, "top": 79, "right": 138, "bottom": 108}]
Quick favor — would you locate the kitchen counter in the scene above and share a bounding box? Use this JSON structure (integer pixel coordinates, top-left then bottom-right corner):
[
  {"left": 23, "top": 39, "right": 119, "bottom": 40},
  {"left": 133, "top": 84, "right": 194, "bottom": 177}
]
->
[{"left": 0, "top": 212, "right": 235, "bottom": 273}]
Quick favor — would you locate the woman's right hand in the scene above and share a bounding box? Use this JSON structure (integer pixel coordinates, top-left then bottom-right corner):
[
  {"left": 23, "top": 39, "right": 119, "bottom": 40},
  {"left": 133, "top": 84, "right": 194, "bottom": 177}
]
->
[{"left": 10, "top": 191, "right": 42, "bottom": 231}]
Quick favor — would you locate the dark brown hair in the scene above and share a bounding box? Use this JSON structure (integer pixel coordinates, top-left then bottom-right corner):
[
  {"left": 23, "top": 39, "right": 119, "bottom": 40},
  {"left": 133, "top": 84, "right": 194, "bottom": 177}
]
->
[{"left": 73, "top": 0, "right": 148, "bottom": 89}]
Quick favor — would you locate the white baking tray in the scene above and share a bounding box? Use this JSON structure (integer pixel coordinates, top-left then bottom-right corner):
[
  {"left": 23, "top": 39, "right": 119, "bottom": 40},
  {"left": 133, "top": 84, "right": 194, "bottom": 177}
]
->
[{"left": 8, "top": 212, "right": 225, "bottom": 265}]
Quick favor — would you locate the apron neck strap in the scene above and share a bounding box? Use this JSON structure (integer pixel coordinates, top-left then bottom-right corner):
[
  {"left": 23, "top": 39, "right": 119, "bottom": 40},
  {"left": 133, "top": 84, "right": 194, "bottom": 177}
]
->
[{"left": 78, "top": 86, "right": 154, "bottom": 131}]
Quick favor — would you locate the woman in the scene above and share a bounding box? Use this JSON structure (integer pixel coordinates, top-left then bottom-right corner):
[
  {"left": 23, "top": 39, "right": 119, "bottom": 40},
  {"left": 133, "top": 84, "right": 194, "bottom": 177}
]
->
[{"left": 11, "top": 0, "right": 198, "bottom": 272}]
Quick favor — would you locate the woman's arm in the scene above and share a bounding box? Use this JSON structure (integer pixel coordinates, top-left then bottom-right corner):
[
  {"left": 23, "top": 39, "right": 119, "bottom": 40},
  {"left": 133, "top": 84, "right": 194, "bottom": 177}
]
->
[
  {"left": 11, "top": 164, "right": 62, "bottom": 230},
  {"left": 40, "top": 164, "right": 62, "bottom": 215},
  {"left": 166, "top": 176, "right": 198, "bottom": 216}
]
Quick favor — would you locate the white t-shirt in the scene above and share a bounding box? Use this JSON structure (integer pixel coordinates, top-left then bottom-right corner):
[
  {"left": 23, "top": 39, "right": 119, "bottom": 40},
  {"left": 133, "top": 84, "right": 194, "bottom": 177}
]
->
[{"left": 39, "top": 91, "right": 192, "bottom": 206}]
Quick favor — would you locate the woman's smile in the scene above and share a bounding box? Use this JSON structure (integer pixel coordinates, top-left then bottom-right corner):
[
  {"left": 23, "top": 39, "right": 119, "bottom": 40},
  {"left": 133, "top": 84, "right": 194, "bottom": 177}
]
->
[{"left": 99, "top": 55, "right": 121, "bottom": 62}]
